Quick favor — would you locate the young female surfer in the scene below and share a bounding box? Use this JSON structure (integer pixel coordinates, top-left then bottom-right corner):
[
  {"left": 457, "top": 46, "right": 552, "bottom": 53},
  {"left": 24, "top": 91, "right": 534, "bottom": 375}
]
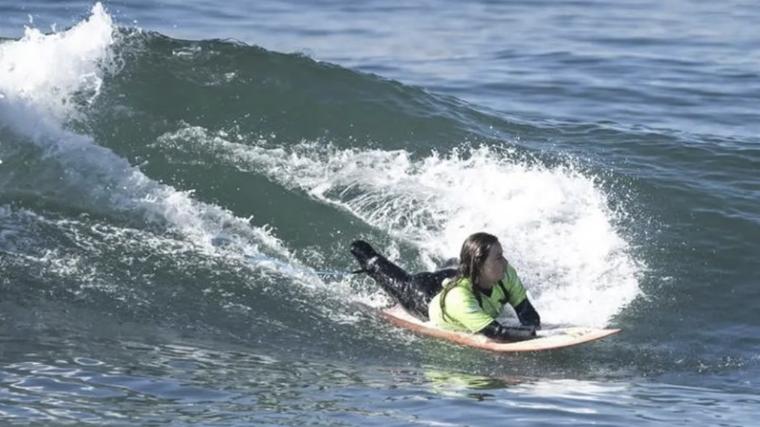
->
[{"left": 350, "top": 232, "right": 541, "bottom": 341}]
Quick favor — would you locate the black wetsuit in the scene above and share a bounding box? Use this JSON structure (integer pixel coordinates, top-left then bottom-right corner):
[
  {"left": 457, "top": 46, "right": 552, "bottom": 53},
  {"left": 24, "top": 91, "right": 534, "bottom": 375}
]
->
[{"left": 350, "top": 240, "right": 541, "bottom": 341}]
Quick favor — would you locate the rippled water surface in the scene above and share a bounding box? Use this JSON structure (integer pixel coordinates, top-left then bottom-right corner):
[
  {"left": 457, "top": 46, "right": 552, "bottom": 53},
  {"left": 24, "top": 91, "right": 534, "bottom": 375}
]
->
[{"left": 1, "top": 1, "right": 758, "bottom": 425}]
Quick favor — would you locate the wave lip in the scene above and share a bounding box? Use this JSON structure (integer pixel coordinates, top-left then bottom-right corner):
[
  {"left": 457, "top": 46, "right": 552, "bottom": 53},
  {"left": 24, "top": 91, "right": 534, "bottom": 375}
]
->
[
  {"left": 0, "top": 3, "right": 302, "bottom": 282},
  {"left": 0, "top": 2, "right": 114, "bottom": 122}
]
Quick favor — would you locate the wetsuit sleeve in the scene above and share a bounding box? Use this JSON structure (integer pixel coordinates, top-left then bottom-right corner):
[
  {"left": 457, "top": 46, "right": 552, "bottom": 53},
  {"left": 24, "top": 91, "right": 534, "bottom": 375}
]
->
[
  {"left": 514, "top": 299, "right": 541, "bottom": 327},
  {"left": 503, "top": 266, "right": 541, "bottom": 327},
  {"left": 481, "top": 321, "right": 536, "bottom": 341},
  {"left": 442, "top": 287, "right": 495, "bottom": 333},
  {"left": 504, "top": 266, "right": 528, "bottom": 307}
]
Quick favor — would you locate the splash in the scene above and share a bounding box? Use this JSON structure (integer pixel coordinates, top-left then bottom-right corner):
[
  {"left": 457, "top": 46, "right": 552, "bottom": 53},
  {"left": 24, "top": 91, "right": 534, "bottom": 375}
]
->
[
  {"left": 0, "top": 4, "right": 298, "bottom": 279},
  {"left": 159, "top": 125, "right": 641, "bottom": 327},
  {"left": 0, "top": 3, "right": 113, "bottom": 122}
]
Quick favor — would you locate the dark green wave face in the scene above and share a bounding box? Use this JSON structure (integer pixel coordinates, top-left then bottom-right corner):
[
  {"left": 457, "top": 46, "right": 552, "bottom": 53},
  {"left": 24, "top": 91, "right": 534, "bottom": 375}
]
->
[{"left": 1, "top": 3, "right": 759, "bottom": 426}]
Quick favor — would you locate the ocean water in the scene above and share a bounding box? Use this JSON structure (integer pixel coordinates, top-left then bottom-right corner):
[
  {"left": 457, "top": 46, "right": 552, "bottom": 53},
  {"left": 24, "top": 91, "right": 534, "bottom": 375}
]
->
[{"left": 0, "top": 1, "right": 758, "bottom": 425}]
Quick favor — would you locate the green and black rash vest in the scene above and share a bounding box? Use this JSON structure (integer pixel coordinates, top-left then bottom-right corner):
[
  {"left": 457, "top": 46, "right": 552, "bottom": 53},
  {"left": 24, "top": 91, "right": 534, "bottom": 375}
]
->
[{"left": 428, "top": 265, "right": 541, "bottom": 341}]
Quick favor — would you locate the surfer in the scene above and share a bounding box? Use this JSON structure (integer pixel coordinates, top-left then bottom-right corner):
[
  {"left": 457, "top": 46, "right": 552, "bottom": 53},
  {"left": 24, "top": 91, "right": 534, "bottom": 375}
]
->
[{"left": 350, "top": 232, "right": 541, "bottom": 342}]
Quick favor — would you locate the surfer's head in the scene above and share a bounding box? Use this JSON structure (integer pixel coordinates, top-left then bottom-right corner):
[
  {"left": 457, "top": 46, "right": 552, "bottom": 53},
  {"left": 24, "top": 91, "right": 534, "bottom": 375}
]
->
[
  {"left": 457, "top": 232, "right": 506, "bottom": 289},
  {"left": 440, "top": 232, "right": 505, "bottom": 322},
  {"left": 440, "top": 233, "right": 507, "bottom": 319}
]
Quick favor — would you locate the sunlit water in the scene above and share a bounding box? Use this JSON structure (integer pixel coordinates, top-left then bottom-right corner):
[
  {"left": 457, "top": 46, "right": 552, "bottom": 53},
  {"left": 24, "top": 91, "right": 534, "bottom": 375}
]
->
[{"left": 1, "top": 2, "right": 758, "bottom": 425}]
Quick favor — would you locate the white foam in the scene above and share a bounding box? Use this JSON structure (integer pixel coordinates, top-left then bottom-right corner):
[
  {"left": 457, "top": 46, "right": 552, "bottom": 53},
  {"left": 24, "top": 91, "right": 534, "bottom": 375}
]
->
[
  {"left": 159, "top": 127, "right": 641, "bottom": 327},
  {"left": 0, "top": 3, "right": 114, "bottom": 122},
  {"left": 0, "top": 4, "right": 302, "bottom": 282}
]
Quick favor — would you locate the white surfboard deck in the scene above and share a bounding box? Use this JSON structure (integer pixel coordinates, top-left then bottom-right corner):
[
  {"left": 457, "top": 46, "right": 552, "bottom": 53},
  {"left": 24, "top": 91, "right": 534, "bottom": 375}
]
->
[{"left": 373, "top": 304, "right": 621, "bottom": 352}]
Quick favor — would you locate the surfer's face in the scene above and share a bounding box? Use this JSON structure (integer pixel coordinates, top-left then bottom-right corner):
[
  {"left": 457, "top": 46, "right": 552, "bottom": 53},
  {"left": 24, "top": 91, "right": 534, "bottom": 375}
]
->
[{"left": 479, "top": 242, "right": 507, "bottom": 288}]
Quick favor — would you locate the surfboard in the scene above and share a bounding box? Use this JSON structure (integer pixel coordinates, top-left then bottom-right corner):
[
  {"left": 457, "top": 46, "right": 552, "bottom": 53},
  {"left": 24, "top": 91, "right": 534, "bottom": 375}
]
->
[{"left": 373, "top": 304, "right": 621, "bottom": 352}]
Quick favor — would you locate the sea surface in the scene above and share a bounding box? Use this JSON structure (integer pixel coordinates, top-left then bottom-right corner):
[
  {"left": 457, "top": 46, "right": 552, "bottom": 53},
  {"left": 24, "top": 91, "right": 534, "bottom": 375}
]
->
[{"left": 1, "top": 1, "right": 758, "bottom": 425}]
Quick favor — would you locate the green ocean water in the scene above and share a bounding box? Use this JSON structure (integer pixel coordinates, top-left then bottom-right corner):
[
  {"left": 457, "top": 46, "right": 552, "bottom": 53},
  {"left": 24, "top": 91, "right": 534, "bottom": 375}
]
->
[{"left": 1, "top": 2, "right": 759, "bottom": 425}]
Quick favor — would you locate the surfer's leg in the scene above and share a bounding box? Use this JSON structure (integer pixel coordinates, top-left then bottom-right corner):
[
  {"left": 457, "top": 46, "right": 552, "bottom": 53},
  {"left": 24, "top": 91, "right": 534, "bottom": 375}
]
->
[
  {"left": 350, "top": 240, "right": 434, "bottom": 318},
  {"left": 410, "top": 269, "right": 457, "bottom": 301}
]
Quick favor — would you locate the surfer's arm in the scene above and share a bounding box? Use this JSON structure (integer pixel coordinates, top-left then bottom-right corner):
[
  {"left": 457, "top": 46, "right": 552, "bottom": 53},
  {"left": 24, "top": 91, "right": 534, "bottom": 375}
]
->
[
  {"left": 502, "top": 266, "right": 541, "bottom": 328},
  {"left": 514, "top": 298, "right": 541, "bottom": 328},
  {"left": 481, "top": 321, "right": 536, "bottom": 341}
]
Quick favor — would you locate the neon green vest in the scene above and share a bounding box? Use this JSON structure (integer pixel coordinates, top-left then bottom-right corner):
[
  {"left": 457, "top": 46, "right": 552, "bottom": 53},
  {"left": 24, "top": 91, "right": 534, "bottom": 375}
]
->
[{"left": 428, "top": 265, "right": 528, "bottom": 333}]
